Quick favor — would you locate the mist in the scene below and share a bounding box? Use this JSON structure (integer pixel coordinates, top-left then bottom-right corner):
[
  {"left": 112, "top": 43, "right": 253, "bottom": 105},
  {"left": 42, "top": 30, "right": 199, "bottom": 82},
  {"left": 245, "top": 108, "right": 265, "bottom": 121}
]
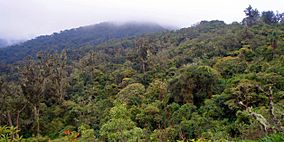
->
[{"left": 1, "top": 0, "right": 284, "bottom": 40}]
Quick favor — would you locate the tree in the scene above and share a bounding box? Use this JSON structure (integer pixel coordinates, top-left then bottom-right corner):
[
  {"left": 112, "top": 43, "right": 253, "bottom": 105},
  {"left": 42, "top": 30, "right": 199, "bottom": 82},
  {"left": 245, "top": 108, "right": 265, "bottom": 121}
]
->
[
  {"left": 224, "top": 78, "right": 283, "bottom": 133},
  {"left": 261, "top": 11, "right": 284, "bottom": 24},
  {"left": 135, "top": 37, "right": 158, "bottom": 84},
  {"left": 136, "top": 38, "right": 150, "bottom": 74},
  {"left": 150, "top": 127, "right": 178, "bottom": 142},
  {"left": 225, "top": 79, "right": 265, "bottom": 110},
  {"left": 268, "top": 31, "right": 279, "bottom": 49},
  {"left": 169, "top": 65, "right": 221, "bottom": 106},
  {"left": 116, "top": 83, "right": 145, "bottom": 106},
  {"left": 47, "top": 51, "right": 69, "bottom": 103},
  {"left": 276, "top": 12, "right": 284, "bottom": 23},
  {"left": 100, "top": 103, "right": 144, "bottom": 141},
  {"left": 242, "top": 5, "right": 260, "bottom": 26},
  {"left": 0, "top": 78, "right": 26, "bottom": 135},
  {"left": 214, "top": 56, "right": 247, "bottom": 78},
  {"left": 19, "top": 51, "right": 68, "bottom": 136},
  {"left": 145, "top": 79, "right": 168, "bottom": 102},
  {"left": 20, "top": 54, "right": 50, "bottom": 136},
  {"left": 261, "top": 11, "right": 278, "bottom": 25}
]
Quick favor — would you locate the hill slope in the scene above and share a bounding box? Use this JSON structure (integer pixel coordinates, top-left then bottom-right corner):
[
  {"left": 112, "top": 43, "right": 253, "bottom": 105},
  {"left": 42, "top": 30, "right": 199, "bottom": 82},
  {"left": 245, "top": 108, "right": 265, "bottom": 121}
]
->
[
  {"left": 0, "top": 22, "right": 167, "bottom": 63},
  {"left": 1, "top": 18, "right": 284, "bottom": 141}
]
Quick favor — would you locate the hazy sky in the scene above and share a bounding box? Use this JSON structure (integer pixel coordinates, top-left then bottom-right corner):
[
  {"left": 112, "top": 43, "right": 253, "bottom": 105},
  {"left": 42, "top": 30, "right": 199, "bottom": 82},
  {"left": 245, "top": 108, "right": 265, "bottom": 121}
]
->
[{"left": 0, "top": 0, "right": 283, "bottom": 40}]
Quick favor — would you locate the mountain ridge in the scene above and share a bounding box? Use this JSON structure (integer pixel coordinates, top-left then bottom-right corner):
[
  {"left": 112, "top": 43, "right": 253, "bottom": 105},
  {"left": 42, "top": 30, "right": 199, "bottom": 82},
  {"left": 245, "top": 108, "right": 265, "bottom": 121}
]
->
[{"left": 0, "top": 22, "right": 168, "bottom": 63}]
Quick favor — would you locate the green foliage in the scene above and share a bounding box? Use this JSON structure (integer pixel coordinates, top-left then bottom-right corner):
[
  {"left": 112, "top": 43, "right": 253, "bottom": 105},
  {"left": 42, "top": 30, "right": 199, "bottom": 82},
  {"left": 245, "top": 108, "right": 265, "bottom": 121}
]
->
[
  {"left": 225, "top": 79, "right": 265, "bottom": 110},
  {"left": 214, "top": 56, "right": 247, "bottom": 78},
  {"left": 1, "top": 7, "right": 284, "bottom": 142},
  {"left": 145, "top": 79, "right": 168, "bottom": 102},
  {"left": 75, "top": 124, "right": 96, "bottom": 142},
  {"left": 116, "top": 83, "right": 145, "bottom": 105},
  {"left": 22, "top": 136, "right": 50, "bottom": 142},
  {"left": 0, "top": 126, "right": 22, "bottom": 142},
  {"left": 169, "top": 65, "right": 221, "bottom": 106},
  {"left": 150, "top": 127, "right": 178, "bottom": 142},
  {"left": 100, "top": 103, "right": 144, "bottom": 141},
  {"left": 258, "top": 133, "right": 284, "bottom": 142}
]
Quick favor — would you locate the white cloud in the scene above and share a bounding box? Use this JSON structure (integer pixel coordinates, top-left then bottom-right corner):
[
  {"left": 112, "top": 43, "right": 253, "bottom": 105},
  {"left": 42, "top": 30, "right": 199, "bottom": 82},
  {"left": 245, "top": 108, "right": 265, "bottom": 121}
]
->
[{"left": 0, "top": 0, "right": 283, "bottom": 40}]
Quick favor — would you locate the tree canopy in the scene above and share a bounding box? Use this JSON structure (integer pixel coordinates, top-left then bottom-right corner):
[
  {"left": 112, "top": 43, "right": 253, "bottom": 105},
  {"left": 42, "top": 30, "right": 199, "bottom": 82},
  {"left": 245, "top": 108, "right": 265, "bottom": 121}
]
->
[{"left": 0, "top": 5, "right": 284, "bottom": 142}]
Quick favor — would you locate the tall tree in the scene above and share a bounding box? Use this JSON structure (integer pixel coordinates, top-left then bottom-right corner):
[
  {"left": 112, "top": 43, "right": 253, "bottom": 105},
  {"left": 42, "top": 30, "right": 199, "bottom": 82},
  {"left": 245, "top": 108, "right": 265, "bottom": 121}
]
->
[
  {"left": 19, "top": 51, "right": 68, "bottom": 136},
  {"left": 242, "top": 5, "right": 260, "bottom": 26},
  {"left": 0, "top": 78, "right": 27, "bottom": 130}
]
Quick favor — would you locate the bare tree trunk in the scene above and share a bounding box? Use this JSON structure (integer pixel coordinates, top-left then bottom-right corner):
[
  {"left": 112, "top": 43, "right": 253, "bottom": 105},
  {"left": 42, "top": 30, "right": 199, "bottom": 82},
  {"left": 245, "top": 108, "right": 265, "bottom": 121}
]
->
[
  {"left": 16, "top": 113, "right": 20, "bottom": 129},
  {"left": 7, "top": 112, "right": 16, "bottom": 139},
  {"left": 143, "top": 61, "right": 146, "bottom": 83},
  {"left": 249, "top": 108, "right": 270, "bottom": 132},
  {"left": 16, "top": 104, "right": 26, "bottom": 129},
  {"left": 258, "top": 86, "right": 276, "bottom": 123},
  {"left": 238, "top": 102, "right": 270, "bottom": 132},
  {"left": 34, "top": 106, "right": 40, "bottom": 136},
  {"left": 268, "top": 87, "right": 276, "bottom": 122},
  {"left": 7, "top": 112, "right": 13, "bottom": 127}
]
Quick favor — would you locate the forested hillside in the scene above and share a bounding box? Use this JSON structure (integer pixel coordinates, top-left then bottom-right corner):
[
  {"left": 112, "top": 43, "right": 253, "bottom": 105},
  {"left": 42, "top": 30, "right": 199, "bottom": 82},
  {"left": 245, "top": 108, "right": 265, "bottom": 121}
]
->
[
  {"left": 0, "top": 6, "right": 284, "bottom": 141},
  {"left": 0, "top": 22, "right": 167, "bottom": 64}
]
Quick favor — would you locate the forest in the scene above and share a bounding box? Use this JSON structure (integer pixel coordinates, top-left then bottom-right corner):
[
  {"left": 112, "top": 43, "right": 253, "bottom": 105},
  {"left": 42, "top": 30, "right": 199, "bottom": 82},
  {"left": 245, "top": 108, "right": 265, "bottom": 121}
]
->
[{"left": 0, "top": 6, "right": 284, "bottom": 141}]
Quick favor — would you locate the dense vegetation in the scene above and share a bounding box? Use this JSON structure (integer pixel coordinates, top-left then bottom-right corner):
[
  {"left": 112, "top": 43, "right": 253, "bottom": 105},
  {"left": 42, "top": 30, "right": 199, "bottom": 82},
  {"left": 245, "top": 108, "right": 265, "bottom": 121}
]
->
[{"left": 0, "top": 6, "right": 284, "bottom": 141}]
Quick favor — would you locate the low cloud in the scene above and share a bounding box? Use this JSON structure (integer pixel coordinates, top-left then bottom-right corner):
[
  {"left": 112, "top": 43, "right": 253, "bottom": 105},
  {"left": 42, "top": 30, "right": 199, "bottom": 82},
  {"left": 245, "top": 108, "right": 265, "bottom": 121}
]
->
[{"left": 0, "top": 0, "right": 283, "bottom": 40}]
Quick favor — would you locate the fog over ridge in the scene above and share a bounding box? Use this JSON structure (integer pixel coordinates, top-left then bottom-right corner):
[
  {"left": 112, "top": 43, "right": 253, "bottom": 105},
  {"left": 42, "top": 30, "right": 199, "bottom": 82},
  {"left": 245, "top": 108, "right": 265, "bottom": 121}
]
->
[{"left": 0, "top": 0, "right": 283, "bottom": 40}]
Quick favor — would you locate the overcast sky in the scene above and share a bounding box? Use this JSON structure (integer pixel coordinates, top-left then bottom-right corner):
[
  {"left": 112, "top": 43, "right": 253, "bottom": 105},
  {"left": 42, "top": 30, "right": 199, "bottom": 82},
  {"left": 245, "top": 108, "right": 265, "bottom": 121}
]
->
[{"left": 0, "top": 0, "right": 283, "bottom": 40}]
